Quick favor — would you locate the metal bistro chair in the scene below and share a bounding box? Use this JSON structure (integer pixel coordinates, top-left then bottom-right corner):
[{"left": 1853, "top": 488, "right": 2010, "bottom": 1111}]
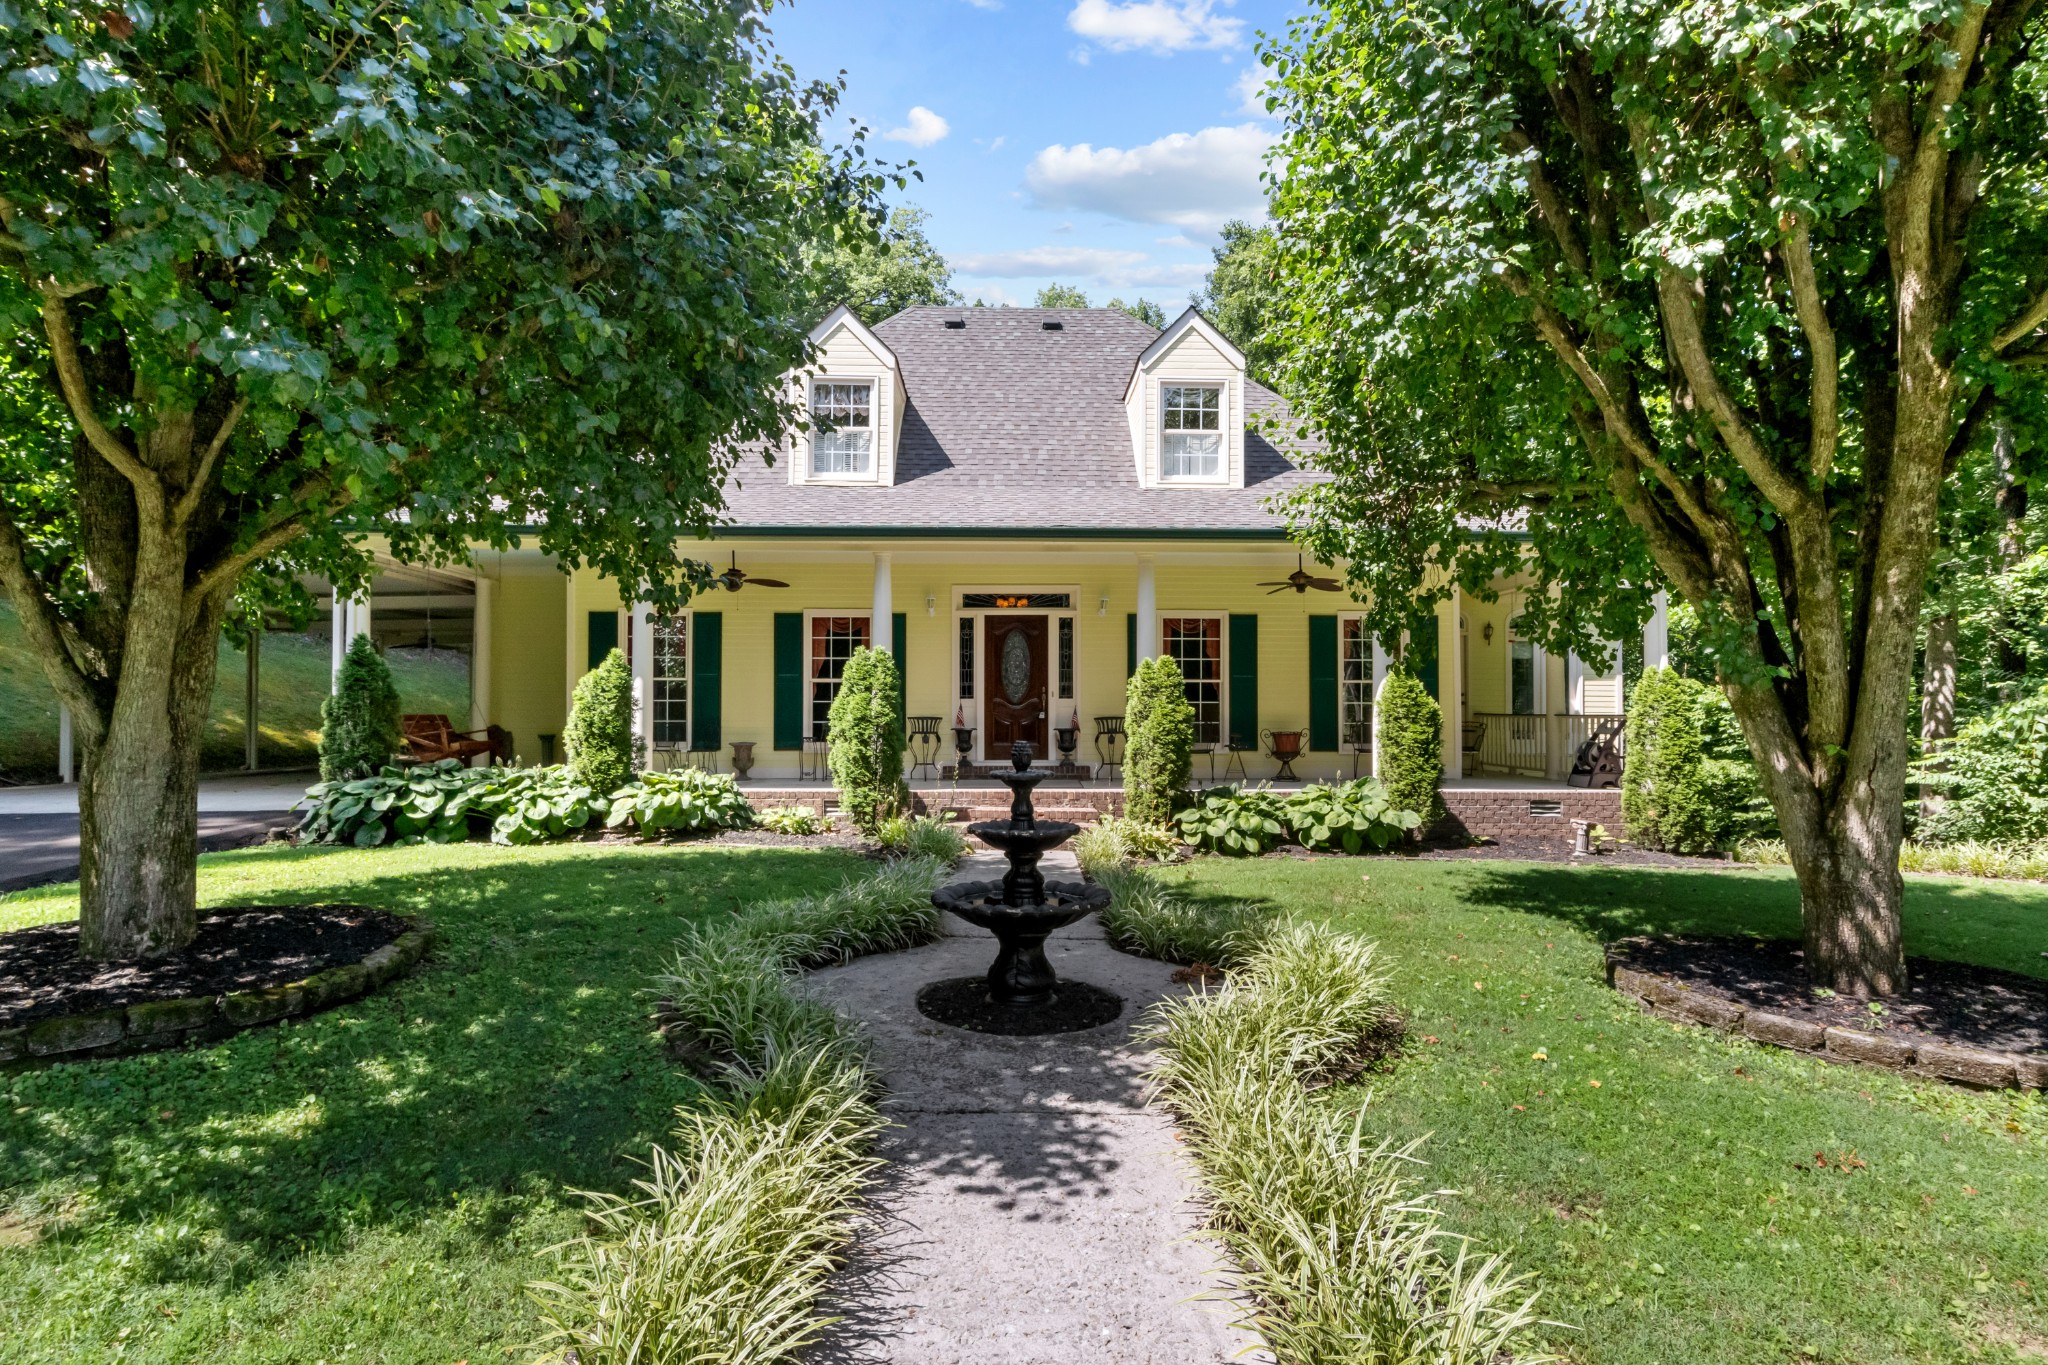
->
[
  {"left": 1345, "top": 718, "right": 1371, "bottom": 779},
  {"left": 908, "top": 715, "right": 943, "bottom": 781},
  {"left": 799, "top": 726, "right": 830, "bottom": 782},
  {"left": 1093, "top": 716, "right": 1126, "bottom": 783},
  {"left": 1223, "top": 730, "right": 1253, "bottom": 782}
]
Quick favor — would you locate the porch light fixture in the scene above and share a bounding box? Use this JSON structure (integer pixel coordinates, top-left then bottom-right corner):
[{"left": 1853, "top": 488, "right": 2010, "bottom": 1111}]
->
[
  {"left": 1098, "top": 594, "right": 1108, "bottom": 616},
  {"left": 926, "top": 593, "right": 936, "bottom": 617},
  {"left": 1482, "top": 622, "right": 1494, "bottom": 644}
]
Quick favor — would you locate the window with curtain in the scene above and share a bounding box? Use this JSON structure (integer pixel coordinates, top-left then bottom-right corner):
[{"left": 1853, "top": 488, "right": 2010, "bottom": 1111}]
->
[
  {"left": 809, "top": 615, "right": 870, "bottom": 740},
  {"left": 1160, "top": 385, "right": 1221, "bottom": 479},
  {"left": 652, "top": 614, "right": 689, "bottom": 746},
  {"left": 1162, "top": 616, "right": 1223, "bottom": 746},
  {"left": 811, "top": 382, "right": 872, "bottom": 476}
]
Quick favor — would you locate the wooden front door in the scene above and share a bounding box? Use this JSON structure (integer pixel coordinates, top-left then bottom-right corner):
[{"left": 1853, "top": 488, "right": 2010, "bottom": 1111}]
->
[{"left": 983, "top": 615, "right": 1049, "bottom": 760}]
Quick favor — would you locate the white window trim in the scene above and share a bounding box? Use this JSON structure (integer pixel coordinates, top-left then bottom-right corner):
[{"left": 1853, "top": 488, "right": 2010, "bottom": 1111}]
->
[
  {"left": 1159, "top": 611, "right": 1229, "bottom": 748},
  {"left": 950, "top": 587, "right": 1084, "bottom": 764},
  {"left": 1507, "top": 631, "right": 1547, "bottom": 715},
  {"left": 1338, "top": 613, "right": 1387, "bottom": 758},
  {"left": 1156, "top": 379, "right": 1230, "bottom": 486},
  {"left": 807, "top": 378, "right": 878, "bottom": 483},
  {"left": 649, "top": 611, "right": 693, "bottom": 751},
  {"left": 803, "top": 609, "right": 875, "bottom": 741}
]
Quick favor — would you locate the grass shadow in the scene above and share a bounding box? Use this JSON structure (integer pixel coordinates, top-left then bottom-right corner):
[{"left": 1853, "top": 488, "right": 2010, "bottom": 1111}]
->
[{"left": 0, "top": 841, "right": 871, "bottom": 1288}]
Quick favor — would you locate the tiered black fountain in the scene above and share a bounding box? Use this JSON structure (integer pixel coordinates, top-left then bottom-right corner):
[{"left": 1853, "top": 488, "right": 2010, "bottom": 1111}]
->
[{"left": 918, "top": 741, "right": 1120, "bottom": 1035}]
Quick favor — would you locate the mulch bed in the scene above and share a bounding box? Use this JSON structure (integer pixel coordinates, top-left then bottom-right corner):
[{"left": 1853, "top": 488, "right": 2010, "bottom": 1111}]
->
[
  {"left": 0, "top": 904, "right": 408, "bottom": 1029},
  {"left": 1610, "top": 935, "right": 2048, "bottom": 1056}
]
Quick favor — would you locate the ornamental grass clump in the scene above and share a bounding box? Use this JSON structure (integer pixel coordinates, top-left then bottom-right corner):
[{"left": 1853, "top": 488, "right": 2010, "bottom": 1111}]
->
[
  {"left": 318, "top": 634, "right": 403, "bottom": 781},
  {"left": 1073, "top": 815, "right": 1182, "bottom": 875},
  {"left": 876, "top": 813, "right": 968, "bottom": 864},
  {"left": 537, "top": 857, "right": 947, "bottom": 1365},
  {"left": 565, "top": 648, "right": 636, "bottom": 796},
  {"left": 1094, "top": 864, "right": 1273, "bottom": 968},
  {"left": 1144, "top": 922, "right": 1558, "bottom": 1363},
  {"left": 826, "top": 647, "right": 908, "bottom": 836}
]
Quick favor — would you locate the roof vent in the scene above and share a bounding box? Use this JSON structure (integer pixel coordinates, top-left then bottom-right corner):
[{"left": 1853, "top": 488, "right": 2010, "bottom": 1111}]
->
[
  {"left": 1041, "top": 320, "right": 1064, "bottom": 331},
  {"left": 943, "top": 318, "right": 966, "bottom": 330}
]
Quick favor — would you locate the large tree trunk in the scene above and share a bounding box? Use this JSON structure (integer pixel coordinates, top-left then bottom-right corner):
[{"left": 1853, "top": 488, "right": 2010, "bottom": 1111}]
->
[
  {"left": 1777, "top": 781, "right": 1909, "bottom": 998},
  {"left": 75, "top": 555, "right": 229, "bottom": 959}
]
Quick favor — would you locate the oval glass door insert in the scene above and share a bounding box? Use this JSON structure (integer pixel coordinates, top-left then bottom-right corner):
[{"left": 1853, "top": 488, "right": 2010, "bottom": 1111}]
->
[{"left": 1001, "top": 629, "right": 1032, "bottom": 703}]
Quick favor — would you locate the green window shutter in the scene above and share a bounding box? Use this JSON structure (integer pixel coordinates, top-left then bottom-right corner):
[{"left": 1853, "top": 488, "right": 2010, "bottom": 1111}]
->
[
  {"left": 1228, "top": 614, "right": 1258, "bottom": 750},
  {"left": 773, "top": 612, "right": 804, "bottom": 750},
  {"left": 1126, "top": 613, "right": 1137, "bottom": 678},
  {"left": 892, "top": 613, "right": 907, "bottom": 733},
  {"left": 691, "top": 613, "right": 722, "bottom": 752},
  {"left": 1308, "top": 615, "right": 1338, "bottom": 751},
  {"left": 587, "top": 610, "right": 617, "bottom": 671}
]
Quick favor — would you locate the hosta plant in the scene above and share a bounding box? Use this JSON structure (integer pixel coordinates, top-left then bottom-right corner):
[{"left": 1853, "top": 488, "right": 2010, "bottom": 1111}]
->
[
  {"left": 1175, "top": 785, "right": 1290, "bottom": 856},
  {"left": 607, "top": 770, "right": 756, "bottom": 837},
  {"left": 757, "top": 806, "right": 834, "bottom": 836},
  {"left": 295, "top": 759, "right": 491, "bottom": 848},
  {"left": 474, "top": 768, "right": 608, "bottom": 845},
  {"left": 1283, "top": 779, "right": 1420, "bottom": 853}
]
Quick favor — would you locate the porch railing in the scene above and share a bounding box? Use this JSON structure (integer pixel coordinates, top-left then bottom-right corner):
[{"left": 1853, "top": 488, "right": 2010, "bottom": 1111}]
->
[{"left": 1470, "top": 713, "right": 1625, "bottom": 779}]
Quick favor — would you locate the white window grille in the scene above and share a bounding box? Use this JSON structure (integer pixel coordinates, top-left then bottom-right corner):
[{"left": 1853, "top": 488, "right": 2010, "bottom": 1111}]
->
[
  {"left": 1160, "top": 385, "right": 1222, "bottom": 479},
  {"left": 652, "top": 615, "right": 689, "bottom": 747},
  {"left": 811, "top": 382, "right": 873, "bottom": 475},
  {"left": 809, "top": 615, "right": 871, "bottom": 740},
  {"left": 1162, "top": 615, "right": 1224, "bottom": 747}
]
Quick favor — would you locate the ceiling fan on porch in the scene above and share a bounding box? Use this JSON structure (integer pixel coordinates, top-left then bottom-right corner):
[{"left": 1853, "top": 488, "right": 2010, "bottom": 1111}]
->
[
  {"left": 716, "top": 553, "right": 790, "bottom": 592},
  {"left": 1257, "top": 555, "right": 1343, "bottom": 595}
]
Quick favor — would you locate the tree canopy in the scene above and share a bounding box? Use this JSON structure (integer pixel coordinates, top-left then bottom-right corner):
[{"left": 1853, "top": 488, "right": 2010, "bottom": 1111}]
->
[
  {"left": 0, "top": 0, "right": 895, "bottom": 956},
  {"left": 1191, "top": 220, "right": 1282, "bottom": 386},
  {"left": 805, "top": 204, "right": 958, "bottom": 326},
  {"left": 1034, "top": 282, "right": 1091, "bottom": 309},
  {"left": 1263, "top": 0, "right": 2047, "bottom": 995}
]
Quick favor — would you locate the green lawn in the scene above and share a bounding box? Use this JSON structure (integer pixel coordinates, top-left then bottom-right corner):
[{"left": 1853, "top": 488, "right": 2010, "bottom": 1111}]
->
[
  {"left": 0, "top": 604, "right": 469, "bottom": 782},
  {"left": 0, "top": 840, "right": 868, "bottom": 1364},
  {"left": 1176, "top": 857, "right": 2048, "bottom": 1364}
]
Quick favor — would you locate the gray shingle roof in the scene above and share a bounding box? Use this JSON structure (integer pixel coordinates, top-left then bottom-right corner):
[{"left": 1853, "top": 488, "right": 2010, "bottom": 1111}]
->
[{"left": 716, "top": 306, "right": 1320, "bottom": 537}]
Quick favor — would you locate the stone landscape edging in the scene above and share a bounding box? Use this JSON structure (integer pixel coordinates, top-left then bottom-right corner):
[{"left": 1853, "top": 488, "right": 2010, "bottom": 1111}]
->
[
  {"left": 0, "top": 921, "right": 434, "bottom": 1069},
  {"left": 1605, "top": 947, "right": 2047, "bottom": 1092}
]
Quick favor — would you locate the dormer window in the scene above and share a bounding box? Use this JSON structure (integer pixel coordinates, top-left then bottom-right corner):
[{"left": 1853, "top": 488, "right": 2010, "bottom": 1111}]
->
[
  {"left": 1161, "top": 385, "right": 1223, "bottom": 480},
  {"left": 811, "top": 381, "right": 873, "bottom": 477}
]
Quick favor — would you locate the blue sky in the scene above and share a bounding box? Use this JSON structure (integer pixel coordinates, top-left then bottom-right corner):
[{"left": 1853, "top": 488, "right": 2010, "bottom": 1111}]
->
[{"left": 765, "top": 0, "right": 1303, "bottom": 310}]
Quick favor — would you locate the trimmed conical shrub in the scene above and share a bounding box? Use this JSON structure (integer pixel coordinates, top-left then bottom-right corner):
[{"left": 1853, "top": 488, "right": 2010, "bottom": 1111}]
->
[
  {"left": 1124, "top": 655, "right": 1195, "bottom": 826},
  {"left": 827, "top": 646, "right": 907, "bottom": 835},
  {"left": 1375, "top": 666, "right": 1444, "bottom": 836},
  {"left": 566, "top": 648, "right": 636, "bottom": 795},
  {"left": 320, "top": 634, "right": 402, "bottom": 781}
]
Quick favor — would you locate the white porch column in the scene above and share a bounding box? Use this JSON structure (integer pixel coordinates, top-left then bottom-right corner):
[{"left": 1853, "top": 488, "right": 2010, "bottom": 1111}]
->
[
  {"left": 1643, "top": 589, "right": 1670, "bottom": 671},
  {"left": 1369, "top": 635, "right": 1388, "bottom": 777},
  {"left": 330, "top": 591, "right": 347, "bottom": 688},
  {"left": 564, "top": 572, "right": 579, "bottom": 714},
  {"left": 871, "top": 553, "right": 893, "bottom": 651},
  {"left": 1437, "top": 594, "right": 1462, "bottom": 779},
  {"left": 469, "top": 576, "right": 494, "bottom": 736},
  {"left": 1135, "top": 555, "right": 1157, "bottom": 662},
  {"left": 352, "top": 594, "right": 372, "bottom": 650},
  {"left": 630, "top": 601, "right": 654, "bottom": 761},
  {"left": 58, "top": 705, "right": 73, "bottom": 783}
]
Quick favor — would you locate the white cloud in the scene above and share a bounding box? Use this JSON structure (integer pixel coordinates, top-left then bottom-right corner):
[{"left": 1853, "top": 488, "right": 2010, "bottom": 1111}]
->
[
  {"left": 1232, "top": 64, "right": 1271, "bottom": 115},
  {"left": 962, "top": 0, "right": 1001, "bottom": 9},
  {"left": 1067, "top": 0, "right": 1244, "bottom": 54},
  {"left": 1025, "top": 124, "right": 1272, "bottom": 233},
  {"left": 953, "top": 245, "right": 1206, "bottom": 289},
  {"left": 963, "top": 282, "right": 1023, "bottom": 306},
  {"left": 884, "top": 106, "right": 951, "bottom": 147}
]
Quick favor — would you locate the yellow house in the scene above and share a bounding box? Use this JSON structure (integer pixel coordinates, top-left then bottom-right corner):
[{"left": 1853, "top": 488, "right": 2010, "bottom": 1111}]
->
[{"left": 349, "top": 305, "right": 1661, "bottom": 829}]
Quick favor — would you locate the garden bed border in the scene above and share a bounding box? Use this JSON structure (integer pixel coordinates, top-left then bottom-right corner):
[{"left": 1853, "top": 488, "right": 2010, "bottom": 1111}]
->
[
  {"left": 0, "top": 920, "right": 434, "bottom": 1069},
  {"left": 1605, "top": 946, "right": 2047, "bottom": 1092}
]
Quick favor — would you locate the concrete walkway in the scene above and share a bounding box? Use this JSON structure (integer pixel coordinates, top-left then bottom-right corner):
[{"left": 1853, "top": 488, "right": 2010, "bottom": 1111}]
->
[{"left": 804, "top": 851, "right": 1264, "bottom": 1364}]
